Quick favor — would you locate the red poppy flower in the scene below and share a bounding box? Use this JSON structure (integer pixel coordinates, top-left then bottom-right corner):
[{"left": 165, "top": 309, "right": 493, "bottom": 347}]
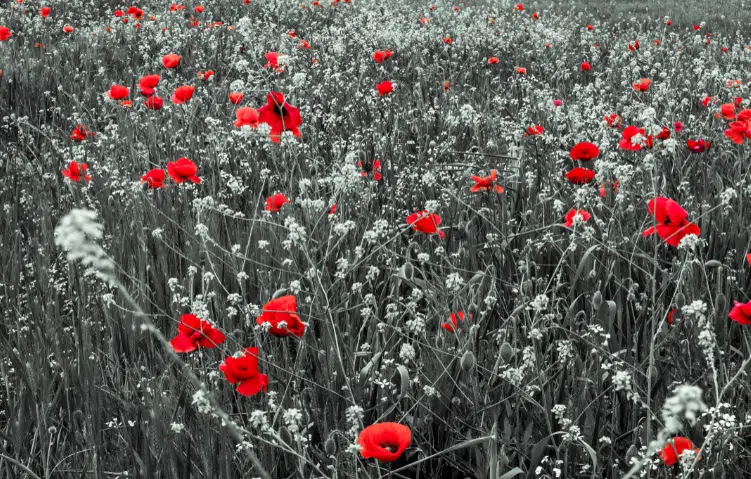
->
[
  {"left": 194, "top": 5, "right": 204, "bottom": 12},
  {"left": 729, "top": 300, "right": 751, "bottom": 325},
  {"left": 328, "top": 204, "right": 337, "bottom": 215},
  {"left": 229, "top": 92, "right": 244, "bottom": 104},
  {"left": 257, "top": 92, "right": 303, "bottom": 142},
  {"left": 441, "top": 311, "right": 468, "bottom": 332},
  {"left": 358, "top": 159, "right": 382, "bottom": 181},
  {"left": 441, "top": 36, "right": 452, "bottom": 44},
  {"left": 674, "top": 121, "right": 684, "bottom": 133},
  {"left": 167, "top": 158, "right": 201, "bottom": 184},
  {"left": 357, "top": 423, "right": 411, "bottom": 462},
  {"left": 720, "top": 103, "right": 736, "bottom": 120},
  {"left": 656, "top": 126, "right": 671, "bottom": 140},
  {"left": 372, "top": 50, "right": 393, "bottom": 63},
  {"left": 170, "top": 314, "right": 226, "bottom": 353},
  {"left": 264, "top": 52, "right": 283, "bottom": 71},
  {"left": 515, "top": 67, "right": 527, "bottom": 74},
  {"left": 256, "top": 295, "right": 305, "bottom": 336},
  {"left": 406, "top": 211, "right": 445, "bottom": 239},
  {"left": 628, "top": 39, "right": 640, "bottom": 51},
  {"left": 565, "top": 167, "right": 595, "bottom": 184},
  {"left": 198, "top": 70, "right": 214, "bottom": 81},
  {"left": 141, "top": 168, "right": 165, "bottom": 188},
  {"left": 138, "top": 74, "right": 161, "bottom": 97},
  {"left": 642, "top": 198, "right": 700, "bottom": 247},
  {"left": 580, "top": 61, "right": 592, "bottom": 71},
  {"left": 234, "top": 107, "right": 260, "bottom": 128},
  {"left": 376, "top": 81, "right": 393, "bottom": 96},
  {"left": 587, "top": 24, "right": 593, "bottom": 31},
  {"left": 746, "top": 253, "right": 751, "bottom": 265},
  {"left": 658, "top": 437, "right": 699, "bottom": 467},
  {"left": 265, "top": 193, "right": 289, "bottom": 213},
  {"left": 127, "top": 6, "right": 144, "bottom": 19},
  {"left": 171, "top": 85, "right": 195, "bottom": 104},
  {"left": 525, "top": 125, "right": 544, "bottom": 136},
  {"left": 488, "top": 56, "right": 500, "bottom": 65},
  {"left": 144, "top": 96, "right": 163, "bottom": 110},
  {"left": 564, "top": 209, "right": 591, "bottom": 227},
  {"left": 107, "top": 84, "right": 129, "bottom": 100},
  {"left": 162, "top": 53, "right": 181, "bottom": 69},
  {"left": 667, "top": 308, "right": 676, "bottom": 325},
  {"left": 70, "top": 124, "right": 95, "bottom": 142},
  {"left": 61, "top": 161, "right": 91, "bottom": 182},
  {"left": 724, "top": 120, "right": 751, "bottom": 144},
  {"left": 514, "top": 3, "right": 524, "bottom": 11},
  {"left": 604, "top": 114, "right": 622, "bottom": 129},
  {"left": 63, "top": 25, "right": 74, "bottom": 33},
  {"left": 701, "top": 96, "right": 715, "bottom": 107},
  {"left": 470, "top": 170, "right": 504, "bottom": 193},
  {"left": 619, "top": 125, "right": 653, "bottom": 151},
  {"left": 686, "top": 139, "right": 710, "bottom": 153},
  {"left": 633, "top": 78, "right": 651, "bottom": 92},
  {"left": 599, "top": 179, "right": 620, "bottom": 198},
  {"left": 569, "top": 142, "right": 600, "bottom": 161},
  {"left": 0, "top": 27, "right": 10, "bottom": 42},
  {"left": 219, "top": 347, "right": 269, "bottom": 396},
  {"left": 40, "top": 6, "right": 50, "bottom": 17},
  {"left": 531, "top": 12, "right": 539, "bottom": 20}
]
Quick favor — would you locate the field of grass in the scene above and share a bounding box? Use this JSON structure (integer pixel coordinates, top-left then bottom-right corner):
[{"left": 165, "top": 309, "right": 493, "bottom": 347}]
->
[{"left": 1, "top": 0, "right": 751, "bottom": 478}]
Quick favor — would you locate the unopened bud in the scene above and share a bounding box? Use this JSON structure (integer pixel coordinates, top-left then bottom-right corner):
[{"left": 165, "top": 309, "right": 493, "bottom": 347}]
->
[
  {"left": 461, "top": 350, "right": 476, "bottom": 371},
  {"left": 324, "top": 436, "right": 337, "bottom": 455},
  {"left": 592, "top": 291, "right": 603, "bottom": 311},
  {"left": 675, "top": 292, "right": 686, "bottom": 309},
  {"left": 500, "top": 342, "right": 514, "bottom": 363}
]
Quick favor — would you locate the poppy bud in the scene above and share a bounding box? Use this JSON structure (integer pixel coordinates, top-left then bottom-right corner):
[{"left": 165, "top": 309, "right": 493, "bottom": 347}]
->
[
  {"left": 592, "top": 291, "right": 603, "bottom": 311},
  {"left": 715, "top": 293, "right": 726, "bottom": 314},
  {"left": 675, "top": 292, "right": 686, "bottom": 310},
  {"left": 399, "top": 262, "right": 414, "bottom": 280},
  {"left": 272, "top": 288, "right": 288, "bottom": 299},
  {"left": 704, "top": 259, "right": 722, "bottom": 269},
  {"left": 324, "top": 435, "right": 337, "bottom": 455},
  {"left": 317, "top": 349, "right": 326, "bottom": 364},
  {"left": 499, "top": 342, "right": 514, "bottom": 363},
  {"left": 713, "top": 464, "right": 724, "bottom": 479},
  {"left": 625, "top": 444, "right": 638, "bottom": 464},
  {"left": 460, "top": 350, "right": 475, "bottom": 371}
]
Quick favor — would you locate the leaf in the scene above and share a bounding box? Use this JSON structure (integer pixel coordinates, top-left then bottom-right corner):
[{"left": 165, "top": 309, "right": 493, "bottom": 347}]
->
[
  {"left": 499, "top": 467, "right": 524, "bottom": 479},
  {"left": 393, "top": 364, "right": 410, "bottom": 400},
  {"left": 526, "top": 434, "right": 551, "bottom": 478},
  {"left": 358, "top": 352, "right": 381, "bottom": 384},
  {"left": 578, "top": 438, "right": 598, "bottom": 473},
  {"left": 569, "top": 244, "right": 600, "bottom": 296}
]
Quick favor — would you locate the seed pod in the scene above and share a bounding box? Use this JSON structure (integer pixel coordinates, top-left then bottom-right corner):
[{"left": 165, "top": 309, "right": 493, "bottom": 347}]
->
[
  {"left": 592, "top": 291, "right": 603, "bottom": 311},
  {"left": 324, "top": 436, "right": 337, "bottom": 455},
  {"left": 705, "top": 260, "right": 722, "bottom": 269},
  {"left": 500, "top": 342, "right": 514, "bottom": 363},
  {"left": 461, "top": 350, "right": 476, "bottom": 371},
  {"left": 675, "top": 292, "right": 686, "bottom": 310}
]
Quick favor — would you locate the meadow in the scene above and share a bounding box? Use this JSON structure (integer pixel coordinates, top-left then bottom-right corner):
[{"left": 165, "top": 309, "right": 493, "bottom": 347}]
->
[{"left": 1, "top": 0, "right": 751, "bottom": 477}]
